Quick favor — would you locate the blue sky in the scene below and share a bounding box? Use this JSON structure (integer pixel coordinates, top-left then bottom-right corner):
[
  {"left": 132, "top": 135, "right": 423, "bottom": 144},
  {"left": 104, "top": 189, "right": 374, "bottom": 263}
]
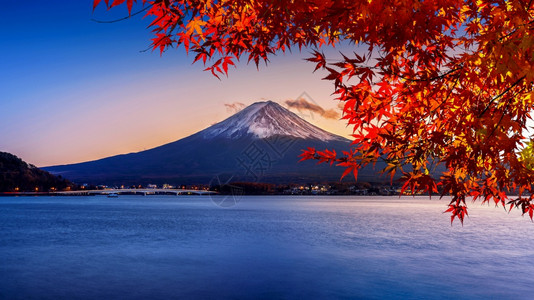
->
[{"left": 1, "top": 1, "right": 350, "bottom": 166}]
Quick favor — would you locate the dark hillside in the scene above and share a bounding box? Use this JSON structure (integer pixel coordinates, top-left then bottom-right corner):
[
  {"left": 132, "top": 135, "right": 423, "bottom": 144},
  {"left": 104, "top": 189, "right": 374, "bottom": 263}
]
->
[{"left": 0, "top": 152, "right": 72, "bottom": 192}]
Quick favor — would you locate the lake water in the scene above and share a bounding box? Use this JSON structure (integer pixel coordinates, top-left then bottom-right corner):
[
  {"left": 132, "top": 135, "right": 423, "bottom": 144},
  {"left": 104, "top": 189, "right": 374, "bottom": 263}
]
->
[{"left": 1, "top": 195, "right": 533, "bottom": 299}]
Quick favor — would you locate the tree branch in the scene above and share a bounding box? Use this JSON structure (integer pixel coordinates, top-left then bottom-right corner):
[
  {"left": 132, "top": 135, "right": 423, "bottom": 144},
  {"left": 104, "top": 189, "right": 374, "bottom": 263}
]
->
[
  {"left": 91, "top": 4, "right": 153, "bottom": 24},
  {"left": 478, "top": 76, "right": 526, "bottom": 118}
]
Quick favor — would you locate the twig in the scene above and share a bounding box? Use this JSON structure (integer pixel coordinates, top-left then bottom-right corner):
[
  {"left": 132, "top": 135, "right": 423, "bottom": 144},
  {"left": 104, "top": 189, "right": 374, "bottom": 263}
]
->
[
  {"left": 91, "top": 4, "right": 153, "bottom": 24},
  {"left": 478, "top": 76, "right": 526, "bottom": 118}
]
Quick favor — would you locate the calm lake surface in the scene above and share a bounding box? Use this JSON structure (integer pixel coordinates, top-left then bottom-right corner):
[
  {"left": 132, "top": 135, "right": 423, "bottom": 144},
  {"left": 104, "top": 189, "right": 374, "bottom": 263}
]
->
[{"left": 1, "top": 195, "right": 533, "bottom": 299}]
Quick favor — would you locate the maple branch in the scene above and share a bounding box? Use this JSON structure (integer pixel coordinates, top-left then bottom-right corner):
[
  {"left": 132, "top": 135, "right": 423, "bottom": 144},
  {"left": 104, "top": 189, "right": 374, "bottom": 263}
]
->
[
  {"left": 430, "top": 72, "right": 462, "bottom": 116},
  {"left": 91, "top": 4, "right": 153, "bottom": 23},
  {"left": 498, "top": 19, "right": 534, "bottom": 42},
  {"left": 488, "top": 110, "right": 507, "bottom": 139},
  {"left": 487, "top": 85, "right": 529, "bottom": 139},
  {"left": 388, "top": 66, "right": 463, "bottom": 83},
  {"left": 478, "top": 76, "right": 526, "bottom": 118}
]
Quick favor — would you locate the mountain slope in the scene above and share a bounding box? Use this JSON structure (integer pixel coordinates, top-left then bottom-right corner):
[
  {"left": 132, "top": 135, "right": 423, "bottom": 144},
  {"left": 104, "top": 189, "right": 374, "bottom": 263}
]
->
[{"left": 44, "top": 101, "right": 384, "bottom": 185}]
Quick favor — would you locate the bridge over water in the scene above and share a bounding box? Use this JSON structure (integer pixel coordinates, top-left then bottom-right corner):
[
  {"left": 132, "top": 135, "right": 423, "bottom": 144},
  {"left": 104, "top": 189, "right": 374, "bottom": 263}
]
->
[{"left": 51, "top": 188, "right": 217, "bottom": 196}]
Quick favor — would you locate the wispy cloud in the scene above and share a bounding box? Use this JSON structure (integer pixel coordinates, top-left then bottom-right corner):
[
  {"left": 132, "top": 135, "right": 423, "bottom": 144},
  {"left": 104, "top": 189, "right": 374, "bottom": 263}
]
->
[
  {"left": 224, "top": 102, "right": 246, "bottom": 113},
  {"left": 284, "top": 98, "right": 340, "bottom": 120},
  {"left": 322, "top": 109, "right": 340, "bottom": 120}
]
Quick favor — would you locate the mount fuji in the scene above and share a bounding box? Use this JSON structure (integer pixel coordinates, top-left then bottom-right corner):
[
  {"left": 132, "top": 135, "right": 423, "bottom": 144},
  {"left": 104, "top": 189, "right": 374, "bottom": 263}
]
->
[{"left": 44, "top": 101, "right": 382, "bottom": 185}]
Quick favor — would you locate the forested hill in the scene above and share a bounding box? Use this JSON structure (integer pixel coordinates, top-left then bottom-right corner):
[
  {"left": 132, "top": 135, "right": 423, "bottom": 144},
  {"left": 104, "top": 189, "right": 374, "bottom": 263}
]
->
[{"left": 0, "top": 152, "right": 72, "bottom": 192}]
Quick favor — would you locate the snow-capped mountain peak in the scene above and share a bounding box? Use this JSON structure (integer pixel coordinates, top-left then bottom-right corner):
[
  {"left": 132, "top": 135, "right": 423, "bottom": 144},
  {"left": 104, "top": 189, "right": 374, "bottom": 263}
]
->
[{"left": 202, "top": 101, "right": 346, "bottom": 141}]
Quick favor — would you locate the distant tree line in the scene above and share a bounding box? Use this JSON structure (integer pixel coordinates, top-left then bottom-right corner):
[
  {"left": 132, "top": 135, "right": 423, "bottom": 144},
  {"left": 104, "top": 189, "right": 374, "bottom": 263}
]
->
[
  {"left": 210, "top": 181, "right": 398, "bottom": 196},
  {"left": 0, "top": 152, "right": 73, "bottom": 192}
]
